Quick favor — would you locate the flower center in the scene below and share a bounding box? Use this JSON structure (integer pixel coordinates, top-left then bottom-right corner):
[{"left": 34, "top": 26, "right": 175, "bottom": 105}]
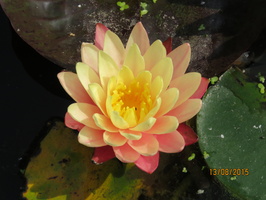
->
[{"left": 111, "top": 79, "right": 153, "bottom": 126}]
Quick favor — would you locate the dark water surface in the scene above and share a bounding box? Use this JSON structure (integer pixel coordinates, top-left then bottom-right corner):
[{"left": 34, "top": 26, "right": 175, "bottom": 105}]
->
[{"left": 0, "top": 5, "right": 71, "bottom": 199}]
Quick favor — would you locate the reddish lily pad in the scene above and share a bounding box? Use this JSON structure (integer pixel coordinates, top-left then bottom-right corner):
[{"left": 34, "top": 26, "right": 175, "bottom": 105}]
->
[{"left": 197, "top": 68, "right": 266, "bottom": 200}]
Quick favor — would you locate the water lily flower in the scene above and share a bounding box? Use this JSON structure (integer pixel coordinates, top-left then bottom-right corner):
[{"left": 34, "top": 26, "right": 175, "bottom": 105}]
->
[{"left": 58, "top": 22, "right": 209, "bottom": 174}]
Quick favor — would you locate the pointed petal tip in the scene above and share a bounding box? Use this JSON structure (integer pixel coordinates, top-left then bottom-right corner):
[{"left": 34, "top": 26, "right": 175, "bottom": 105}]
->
[
  {"left": 65, "top": 112, "right": 84, "bottom": 131},
  {"left": 134, "top": 152, "right": 159, "bottom": 174},
  {"left": 134, "top": 21, "right": 145, "bottom": 30},
  {"left": 126, "top": 21, "right": 149, "bottom": 55},
  {"left": 183, "top": 43, "right": 191, "bottom": 54},
  {"left": 182, "top": 43, "right": 190, "bottom": 49},
  {"left": 57, "top": 71, "right": 64, "bottom": 79},
  {"left": 95, "top": 23, "right": 109, "bottom": 50},
  {"left": 113, "top": 143, "right": 140, "bottom": 163},
  {"left": 190, "top": 77, "right": 209, "bottom": 99},
  {"left": 136, "top": 21, "right": 143, "bottom": 26},
  {"left": 96, "top": 23, "right": 109, "bottom": 31},
  {"left": 81, "top": 42, "right": 90, "bottom": 46}
]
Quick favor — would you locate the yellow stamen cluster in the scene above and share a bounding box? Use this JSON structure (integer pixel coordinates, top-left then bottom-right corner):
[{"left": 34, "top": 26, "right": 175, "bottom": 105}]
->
[{"left": 111, "top": 78, "right": 153, "bottom": 126}]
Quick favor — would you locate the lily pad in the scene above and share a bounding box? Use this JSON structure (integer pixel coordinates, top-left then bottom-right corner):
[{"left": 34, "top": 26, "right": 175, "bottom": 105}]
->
[
  {"left": 23, "top": 120, "right": 143, "bottom": 199},
  {"left": 197, "top": 68, "right": 266, "bottom": 200},
  {"left": 22, "top": 119, "right": 199, "bottom": 200},
  {"left": 2, "top": 0, "right": 266, "bottom": 77}
]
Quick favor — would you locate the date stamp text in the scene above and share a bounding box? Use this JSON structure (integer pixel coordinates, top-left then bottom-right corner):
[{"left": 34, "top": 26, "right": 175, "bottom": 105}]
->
[{"left": 210, "top": 168, "right": 249, "bottom": 176}]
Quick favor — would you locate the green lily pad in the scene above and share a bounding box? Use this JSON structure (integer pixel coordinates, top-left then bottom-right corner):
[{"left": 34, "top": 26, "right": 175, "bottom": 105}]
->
[
  {"left": 22, "top": 119, "right": 196, "bottom": 200},
  {"left": 197, "top": 68, "right": 266, "bottom": 200}
]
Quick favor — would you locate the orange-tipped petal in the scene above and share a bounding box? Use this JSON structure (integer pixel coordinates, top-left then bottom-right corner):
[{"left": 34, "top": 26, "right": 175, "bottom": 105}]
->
[
  {"left": 177, "top": 123, "right": 198, "bottom": 146},
  {"left": 145, "top": 116, "right": 178, "bottom": 134},
  {"left": 57, "top": 72, "right": 93, "bottom": 104},
  {"left": 126, "top": 22, "right": 150, "bottom": 55},
  {"left": 81, "top": 43, "right": 99, "bottom": 72},
  {"left": 103, "top": 131, "right": 127, "bottom": 147},
  {"left": 144, "top": 40, "right": 166, "bottom": 70},
  {"left": 168, "top": 43, "right": 191, "bottom": 79},
  {"left": 150, "top": 57, "right": 173, "bottom": 92},
  {"left": 113, "top": 143, "right": 140, "bottom": 163},
  {"left": 65, "top": 112, "right": 84, "bottom": 131},
  {"left": 93, "top": 113, "right": 118, "bottom": 132},
  {"left": 92, "top": 146, "right": 115, "bottom": 164},
  {"left": 167, "top": 99, "right": 202, "bottom": 123},
  {"left": 156, "top": 131, "right": 185, "bottom": 153},
  {"left": 95, "top": 23, "right": 108, "bottom": 50},
  {"left": 68, "top": 103, "right": 102, "bottom": 130},
  {"left": 128, "top": 134, "right": 159, "bottom": 156},
  {"left": 155, "top": 88, "right": 179, "bottom": 117},
  {"left": 124, "top": 44, "right": 145, "bottom": 76},
  {"left": 78, "top": 126, "right": 106, "bottom": 147},
  {"left": 190, "top": 77, "right": 209, "bottom": 99},
  {"left": 170, "top": 72, "right": 201, "bottom": 107},
  {"left": 134, "top": 152, "right": 159, "bottom": 174}
]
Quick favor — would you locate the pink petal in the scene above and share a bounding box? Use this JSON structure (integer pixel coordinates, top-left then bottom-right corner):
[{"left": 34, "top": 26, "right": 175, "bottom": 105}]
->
[
  {"left": 57, "top": 72, "right": 94, "bottom": 104},
  {"left": 113, "top": 143, "right": 140, "bottom": 163},
  {"left": 177, "top": 123, "right": 198, "bottom": 146},
  {"left": 126, "top": 22, "right": 150, "bottom": 55},
  {"left": 167, "top": 99, "right": 202, "bottom": 123},
  {"left": 78, "top": 126, "right": 106, "bottom": 147},
  {"left": 163, "top": 37, "right": 172, "bottom": 54},
  {"left": 103, "top": 131, "right": 127, "bottom": 147},
  {"left": 156, "top": 130, "right": 185, "bottom": 153},
  {"left": 128, "top": 134, "right": 159, "bottom": 156},
  {"left": 65, "top": 112, "right": 84, "bottom": 131},
  {"left": 94, "top": 23, "right": 109, "bottom": 50},
  {"left": 93, "top": 113, "right": 118, "bottom": 132},
  {"left": 168, "top": 43, "right": 191, "bottom": 79},
  {"left": 92, "top": 146, "right": 115, "bottom": 164},
  {"left": 190, "top": 77, "right": 209, "bottom": 99},
  {"left": 68, "top": 103, "right": 102, "bottom": 130},
  {"left": 134, "top": 152, "right": 159, "bottom": 174},
  {"left": 145, "top": 116, "right": 178, "bottom": 134},
  {"left": 170, "top": 72, "right": 201, "bottom": 108}
]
